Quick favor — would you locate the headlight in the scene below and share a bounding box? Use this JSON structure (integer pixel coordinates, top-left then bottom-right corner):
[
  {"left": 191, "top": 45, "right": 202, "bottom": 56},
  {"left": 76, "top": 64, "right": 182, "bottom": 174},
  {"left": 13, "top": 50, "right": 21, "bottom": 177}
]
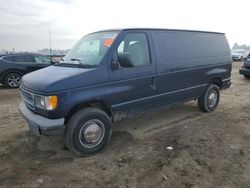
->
[{"left": 34, "top": 95, "right": 58, "bottom": 110}]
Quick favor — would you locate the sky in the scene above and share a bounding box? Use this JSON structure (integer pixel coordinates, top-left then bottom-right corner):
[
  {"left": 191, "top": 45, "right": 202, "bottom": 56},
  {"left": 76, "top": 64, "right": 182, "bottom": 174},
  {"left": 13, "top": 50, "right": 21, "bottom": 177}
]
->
[{"left": 0, "top": 0, "right": 249, "bottom": 51}]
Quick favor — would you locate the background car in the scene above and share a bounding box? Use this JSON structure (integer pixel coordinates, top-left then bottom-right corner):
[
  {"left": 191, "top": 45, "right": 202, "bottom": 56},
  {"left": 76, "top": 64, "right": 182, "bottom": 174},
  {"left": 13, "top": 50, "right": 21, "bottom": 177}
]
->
[
  {"left": 0, "top": 53, "right": 54, "bottom": 88},
  {"left": 231, "top": 50, "right": 245, "bottom": 61},
  {"left": 243, "top": 52, "right": 250, "bottom": 59},
  {"left": 239, "top": 53, "right": 250, "bottom": 78}
]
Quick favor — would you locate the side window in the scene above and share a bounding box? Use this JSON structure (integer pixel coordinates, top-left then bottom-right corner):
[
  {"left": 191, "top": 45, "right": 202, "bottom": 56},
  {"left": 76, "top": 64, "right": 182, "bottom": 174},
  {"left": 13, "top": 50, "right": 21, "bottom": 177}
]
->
[
  {"left": 22, "top": 55, "right": 34, "bottom": 62},
  {"left": 12, "top": 55, "right": 24, "bottom": 62},
  {"left": 34, "top": 56, "right": 51, "bottom": 64},
  {"left": 116, "top": 33, "right": 150, "bottom": 68},
  {"left": 117, "top": 41, "right": 124, "bottom": 53},
  {"left": 11, "top": 55, "right": 34, "bottom": 62},
  {"left": 2, "top": 56, "right": 14, "bottom": 62}
]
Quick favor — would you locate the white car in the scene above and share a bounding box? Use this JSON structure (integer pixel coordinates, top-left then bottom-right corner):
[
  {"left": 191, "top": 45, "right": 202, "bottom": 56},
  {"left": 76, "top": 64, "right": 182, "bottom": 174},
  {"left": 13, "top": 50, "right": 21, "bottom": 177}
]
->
[
  {"left": 243, "top": 52, "right": 250, "bottom": 59},
  {"left": 232, "top": 51, "right": 244, "bottom": 61}
]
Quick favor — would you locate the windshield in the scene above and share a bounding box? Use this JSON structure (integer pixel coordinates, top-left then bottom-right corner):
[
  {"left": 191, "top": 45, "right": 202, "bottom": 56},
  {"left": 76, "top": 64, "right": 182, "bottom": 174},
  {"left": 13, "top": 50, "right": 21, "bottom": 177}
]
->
[
  {"left": 232, "top": 50, "right": 245, "bottom": 54},
  {"left": 62, "top": 31, "right": 118, "bottom": 66}
]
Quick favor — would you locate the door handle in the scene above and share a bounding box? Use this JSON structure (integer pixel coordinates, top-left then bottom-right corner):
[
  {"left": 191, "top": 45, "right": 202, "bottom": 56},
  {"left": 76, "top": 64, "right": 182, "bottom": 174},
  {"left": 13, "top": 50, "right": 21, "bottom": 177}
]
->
[{"left": 150, "top": 77, "right": 156, "bottom": 90}]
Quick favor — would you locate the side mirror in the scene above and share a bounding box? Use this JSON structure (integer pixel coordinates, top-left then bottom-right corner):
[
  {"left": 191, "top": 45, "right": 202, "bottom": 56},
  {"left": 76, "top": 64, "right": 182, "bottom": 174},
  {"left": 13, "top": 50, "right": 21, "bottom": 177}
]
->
[
  {"left": 111, "top": 54, "right": 119, "bottom": 70},
  {"left": 51, "top": 59, "right": 59, "bottom": 65},
  {"left": 117, "top": 53, "right": 134, "bottom": 68}
]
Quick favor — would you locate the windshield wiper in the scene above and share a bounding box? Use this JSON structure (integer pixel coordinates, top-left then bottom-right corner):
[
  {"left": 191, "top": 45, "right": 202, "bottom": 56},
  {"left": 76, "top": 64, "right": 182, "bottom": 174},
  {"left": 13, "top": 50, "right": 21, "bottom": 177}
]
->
[
  {"left": 70, "top": 58, "right": 96, "bottom": 68},
  {"left": 70, "top": 58, "right": 82, "bottom": 62},
  {"left": 70, "top": 58, "right": 82, "bottom": 66},
  {"left": 80, "top": 64, "right": 97, "bottom": 68},
  {"left": 56, "top": 62, "right": 96, "bottom": 69},
  {"left": 56, "top": 62, "right": 83, "bottom": 68}
]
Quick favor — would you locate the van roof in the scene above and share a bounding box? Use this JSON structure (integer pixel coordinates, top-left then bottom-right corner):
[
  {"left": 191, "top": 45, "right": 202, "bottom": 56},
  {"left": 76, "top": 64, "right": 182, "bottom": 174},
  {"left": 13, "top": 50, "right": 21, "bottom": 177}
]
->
[{"left": 96, "top": 28, "right": 225, "bottom": 35}]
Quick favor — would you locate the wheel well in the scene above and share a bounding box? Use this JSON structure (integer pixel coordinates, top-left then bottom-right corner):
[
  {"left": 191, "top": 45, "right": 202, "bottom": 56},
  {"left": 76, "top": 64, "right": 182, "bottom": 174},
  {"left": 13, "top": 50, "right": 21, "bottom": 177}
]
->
[
  {"left": 209, "top": 77, "right": 222, "bottom": 89},
  {"left": 3, "top": 70, "right": 23, "bottom": 80},
  {"left": 65, "top": 100, "right": 112, "bottom": 123}
]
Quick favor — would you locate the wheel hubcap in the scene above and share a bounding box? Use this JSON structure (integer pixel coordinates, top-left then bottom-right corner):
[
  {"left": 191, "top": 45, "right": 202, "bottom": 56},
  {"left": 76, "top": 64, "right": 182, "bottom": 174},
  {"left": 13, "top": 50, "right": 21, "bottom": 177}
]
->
[
  {"left": 208, "top": 91, "right": 217, "bottom": 108},
  {"left": 8, "top": 75, "right": 20, "bottom": 87},
  {"left": 79, "top": 119, "right": 105, "bottom": 148},
  {"left": 84, "top": 124, "right": 102, "bottom": 143}
]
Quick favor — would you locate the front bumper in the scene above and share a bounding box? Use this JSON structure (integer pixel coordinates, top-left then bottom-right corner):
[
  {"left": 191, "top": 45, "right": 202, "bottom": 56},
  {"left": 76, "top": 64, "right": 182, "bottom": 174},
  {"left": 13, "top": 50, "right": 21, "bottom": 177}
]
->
[
  {"left": 19, "top": 102, "right": 65, "bottom": 136},
  {"left": 239, "top": 68, "right": 250, "bottom": 76},
  {"left": 232, "top": 56, "right": 242, "bottom": 61}
]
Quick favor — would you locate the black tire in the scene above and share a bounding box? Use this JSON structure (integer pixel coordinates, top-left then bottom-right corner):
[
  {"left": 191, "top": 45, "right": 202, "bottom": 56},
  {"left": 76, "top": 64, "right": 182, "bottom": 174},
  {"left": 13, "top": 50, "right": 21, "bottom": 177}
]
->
[
  {"left": 64, "top": 107, "right": 112, "bottom": 156},
  {"left": 4, "top": 72, "right": 22, "bottom": 88},
  {"left": 244, "top": 75, "right": 250, "bottom": 78},
  {"left": 198, "top": 84, "right": 220, "bottom": 112}
]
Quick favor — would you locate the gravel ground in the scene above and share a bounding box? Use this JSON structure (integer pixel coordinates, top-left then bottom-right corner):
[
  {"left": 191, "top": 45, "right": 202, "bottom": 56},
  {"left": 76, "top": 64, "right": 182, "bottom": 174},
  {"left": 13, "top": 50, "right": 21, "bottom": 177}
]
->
[{"left": 0, "top": 61, "right": 249, "bottom": 188}]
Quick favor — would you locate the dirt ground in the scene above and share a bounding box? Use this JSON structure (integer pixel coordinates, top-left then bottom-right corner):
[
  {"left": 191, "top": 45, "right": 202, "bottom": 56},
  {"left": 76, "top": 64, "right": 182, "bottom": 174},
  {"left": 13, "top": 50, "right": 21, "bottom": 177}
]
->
[{"left": 0, "top": 62, "right": 249, "bottom": 188}]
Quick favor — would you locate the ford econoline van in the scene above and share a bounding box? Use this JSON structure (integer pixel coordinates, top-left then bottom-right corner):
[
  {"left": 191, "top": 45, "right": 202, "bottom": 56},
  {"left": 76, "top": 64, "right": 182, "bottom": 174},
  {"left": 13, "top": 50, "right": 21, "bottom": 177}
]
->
[{"left": 19, "top": 28, "right": 232, "bottom": 156}]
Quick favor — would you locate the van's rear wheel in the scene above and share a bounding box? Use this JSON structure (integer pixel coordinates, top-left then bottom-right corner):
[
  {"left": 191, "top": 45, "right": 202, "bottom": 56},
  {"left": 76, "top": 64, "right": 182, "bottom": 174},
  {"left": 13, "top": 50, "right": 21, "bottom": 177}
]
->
[
  {"left": 64, "top": 108, "right": 112, "bottom": 156},
  {"left": 198, "top": 84, "right": 220, "bottom": 112}
]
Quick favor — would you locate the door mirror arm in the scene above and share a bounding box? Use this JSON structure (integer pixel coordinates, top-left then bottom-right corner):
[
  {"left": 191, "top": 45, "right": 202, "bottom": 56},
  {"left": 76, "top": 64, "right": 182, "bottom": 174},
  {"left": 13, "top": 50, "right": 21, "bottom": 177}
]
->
[{"left": 111, "top": 53, "right": 119, "bottom": 70}]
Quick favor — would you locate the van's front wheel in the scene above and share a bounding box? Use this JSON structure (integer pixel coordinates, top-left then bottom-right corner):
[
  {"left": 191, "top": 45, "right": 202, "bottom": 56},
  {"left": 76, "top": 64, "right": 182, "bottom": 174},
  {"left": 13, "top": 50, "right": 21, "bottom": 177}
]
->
[
  {"left": 64, "top": 108, "right": 112, "bottom": 156},
  {"left": 198, "top": 84, "right": 220, "bottom": 112}
]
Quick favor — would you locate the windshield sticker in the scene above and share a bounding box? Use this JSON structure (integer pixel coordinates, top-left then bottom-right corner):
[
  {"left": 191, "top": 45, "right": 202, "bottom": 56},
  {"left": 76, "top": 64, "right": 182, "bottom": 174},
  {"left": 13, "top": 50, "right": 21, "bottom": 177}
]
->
[{"left": 104, "top": 38, "right": 114, "bottom": 47}]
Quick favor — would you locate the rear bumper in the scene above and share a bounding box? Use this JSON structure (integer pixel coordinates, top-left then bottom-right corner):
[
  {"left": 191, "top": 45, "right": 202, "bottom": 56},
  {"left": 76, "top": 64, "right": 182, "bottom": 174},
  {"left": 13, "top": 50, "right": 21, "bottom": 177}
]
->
[
  {"left": 19, "top": 102, "right": 65, "bottom": 136},
  {"left": 239, "top": 68, "right": 250, "bottom": 76}
]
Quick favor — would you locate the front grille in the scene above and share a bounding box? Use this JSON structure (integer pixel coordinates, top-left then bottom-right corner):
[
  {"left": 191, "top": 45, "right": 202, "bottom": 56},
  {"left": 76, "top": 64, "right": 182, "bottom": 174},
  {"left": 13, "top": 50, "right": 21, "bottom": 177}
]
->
[{"left": 20, "top": 88, "right": 35, "bottom": 109}]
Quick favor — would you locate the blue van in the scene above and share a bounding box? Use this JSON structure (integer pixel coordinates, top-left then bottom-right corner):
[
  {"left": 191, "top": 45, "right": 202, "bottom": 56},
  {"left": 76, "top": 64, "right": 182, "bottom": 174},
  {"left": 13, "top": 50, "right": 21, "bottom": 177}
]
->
[{"left": 19, "top": 28, "right": 232, "bottom": 156}]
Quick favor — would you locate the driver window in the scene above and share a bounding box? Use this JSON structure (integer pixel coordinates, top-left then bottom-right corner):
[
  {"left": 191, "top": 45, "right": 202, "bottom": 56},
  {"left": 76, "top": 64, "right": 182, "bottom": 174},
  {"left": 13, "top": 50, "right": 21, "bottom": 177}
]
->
[{"left": 117, "top": 33, "right": 150, "bottom": 68}]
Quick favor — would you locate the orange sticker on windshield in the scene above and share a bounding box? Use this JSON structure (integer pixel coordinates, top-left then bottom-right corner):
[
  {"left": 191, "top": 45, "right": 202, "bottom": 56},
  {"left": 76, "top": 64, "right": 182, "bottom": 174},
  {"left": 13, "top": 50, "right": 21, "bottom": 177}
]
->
[{"left": 104, "top": 38, "right": 114, "bottom": 47}]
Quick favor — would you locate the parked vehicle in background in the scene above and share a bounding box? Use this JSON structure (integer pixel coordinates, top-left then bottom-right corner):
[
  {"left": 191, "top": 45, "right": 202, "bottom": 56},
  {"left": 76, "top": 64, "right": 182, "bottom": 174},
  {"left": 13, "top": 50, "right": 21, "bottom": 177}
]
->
[
  {"left": 239, "top": 52, "right": 250, "bottom": 78},
  {"left": 0, "top": 53, "right": 54, "bottom": 88},
  {"left": 19, "top": 28, "right": 232, "bottom": 156},
  {"left": 243, "top": 52, "right": 250, "bottom": 59},
  {"left": 231, "top": 50, "right": 245, "bottom": 61}
]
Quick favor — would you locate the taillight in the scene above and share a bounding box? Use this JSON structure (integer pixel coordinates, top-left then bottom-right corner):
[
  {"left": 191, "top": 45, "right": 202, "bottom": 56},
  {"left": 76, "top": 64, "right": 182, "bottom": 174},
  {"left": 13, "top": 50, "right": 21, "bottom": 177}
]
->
[{"left": 241, "top": 63, "right": 245, "bottom": 68}]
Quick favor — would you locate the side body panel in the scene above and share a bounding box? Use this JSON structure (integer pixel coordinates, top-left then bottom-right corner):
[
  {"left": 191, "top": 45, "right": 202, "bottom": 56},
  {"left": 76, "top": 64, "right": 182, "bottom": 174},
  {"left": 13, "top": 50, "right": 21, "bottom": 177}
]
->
[
  {"left": 0, "top": 60, "right": 28, "bottom": 82},
  {"left": 150, "top": 30, "right": 232, "bottom": 108}
]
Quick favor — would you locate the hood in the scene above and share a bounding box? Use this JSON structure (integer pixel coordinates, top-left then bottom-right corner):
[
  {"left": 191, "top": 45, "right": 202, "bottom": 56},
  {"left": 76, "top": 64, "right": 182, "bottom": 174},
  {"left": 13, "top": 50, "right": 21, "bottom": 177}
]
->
[
  {"left": 232, "top": 52, "right": 242, "bottom": 56},
  {"left": 21, "top": 65, "right": 108, "bottom": 93}
]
